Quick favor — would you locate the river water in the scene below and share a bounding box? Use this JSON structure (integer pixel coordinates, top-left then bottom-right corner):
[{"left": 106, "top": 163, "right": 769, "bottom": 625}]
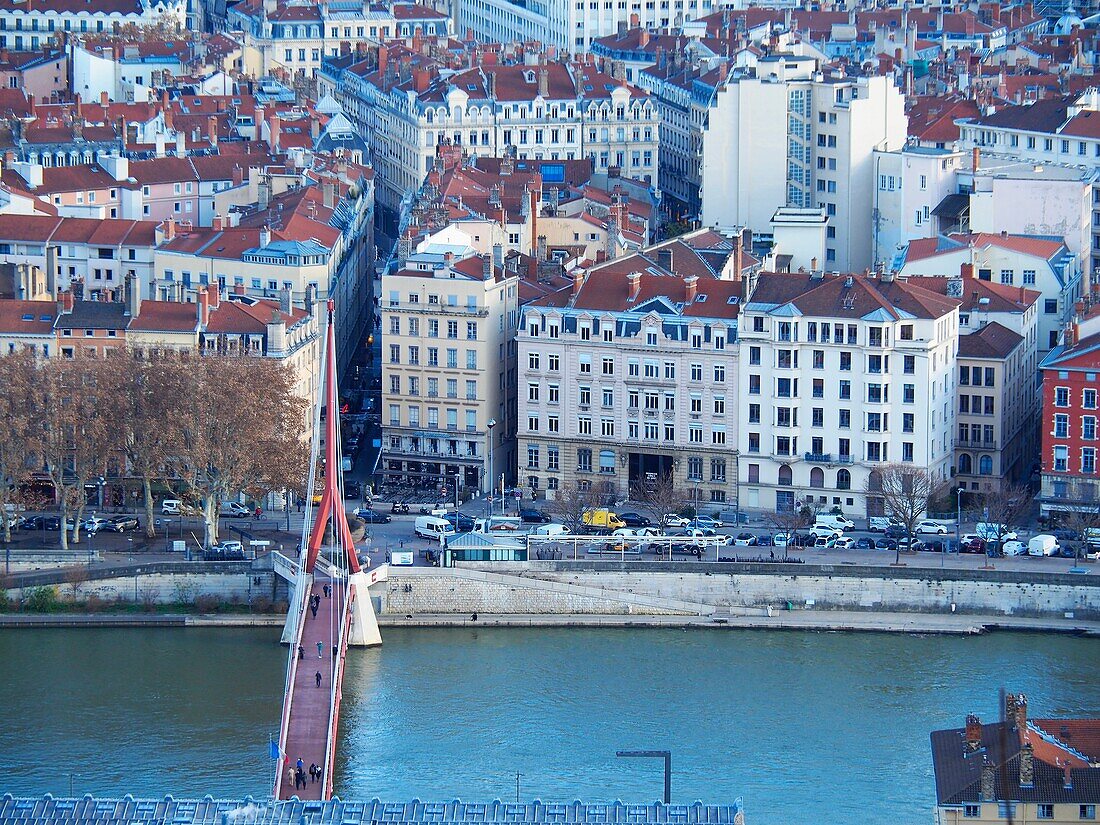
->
[{"left": 1, "top": 626, "right": 1098, "bottom": 825}]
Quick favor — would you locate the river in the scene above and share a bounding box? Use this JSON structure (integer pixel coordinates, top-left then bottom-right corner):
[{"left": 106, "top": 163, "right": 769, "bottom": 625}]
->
[{"left": 1, "top": 626, "right": 1097, "bottom": 825}]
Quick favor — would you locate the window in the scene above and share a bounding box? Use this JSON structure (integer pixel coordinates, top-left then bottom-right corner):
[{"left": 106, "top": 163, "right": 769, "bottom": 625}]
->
[
  {"left": 548, "top": 354, "right": 559, "bottom": 371},
  {"left": 687, "top": 457, "right": 703, "bottom": 481},
  {"left": 1056, "top": 387, "right": 1070, "bottom": 407},
  {"left": 749, "top": 404, "right": 760, "bottom": 424},
  {"left": 577, "top": 449, "right": 592, "bottom": 472},
  {"left": 840, "top": 352, "right": 851, "bottom": 371},
  {"left": 813, "top": 350, "right": 824, "bottom": 369},
  {"left": 839, "top": 380, "right": 850, "bottom": 400},
  {"left": 748, "top": 433, "right": 759, "bottom": 453},
  {"left": 1056, "top": 414, "right": 1069, "bottom": 438},
  {"left": 578, "top": 417, "right": 592, "bottom": 435},
  {"left": 904, "top": 355, "right": 915, "bottom": 374},
  {"left": 1085, "top": 447, "right": 1096, "bottom": 474},
  {"left": 903, "top": 413, "right": 914, "bottom": 433},
  {"left": 1081, "top": 805, "right": 1096, "bottom": 820},
  {"left": 903, "top": 384, "right": 914, "bottom": 403},
  {"left": 547, "top": 447, "right": 560, "bottom": 471},
  {"left": 1045, "top": 299, "right": 1058, "bottom": 314},
  {"left": 749, "top": 375, "right": 760, "bottom": 395},
  {"left": 962, "top": 805, "right": 980, "bottom": 818},
  {"left": 714, "top": 364, "right": 726, "bottom": 382},
  {"left": 1086, "top": 416, "right": 1097, "bottom": 440},
  {"left": 839, "top": 410, "right": 850, "bottom": 428},
  {"left": 1086, "top": 389, "right": 1098, "bottom": 409},
  {"left": 1038, "top": 804, "right": 1054, "bottom": 820},
  {"left": 750, "top": 346, "right": 761, "bottom": 365},
  {"left": 1055, "top": 445, "right": 1069, "bottom": 472},
  {"left": 602, "top": 357, "right": 614, "bottom": 375}
]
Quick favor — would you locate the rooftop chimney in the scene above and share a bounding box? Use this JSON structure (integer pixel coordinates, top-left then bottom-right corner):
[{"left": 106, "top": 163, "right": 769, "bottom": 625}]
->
[
  {"left": 57, "top": 289, "right": 74, "bottom": 315},
  {"left": 657, "top": 246, "right": 673, "bottom": 273},
  {"left": 260, "top": 225, "right": 272, "bottom": 247},
  {"left": 1019, "top": 742, "right": 1034, "bottom": 788},
  {"left": 126, "top": 273, "right": 141, "bottom": 318},
  {"left": 482, "top": 254, "right": 493, "bottom": 281},
  {"left": 197, "top": 288, "right": 210, "bottom": 327},
  {"left": 270, "top": 114, "right": 281, "bottom": 152},
  {"left": 538, "top": 68, "right": 549, "bottom": 97},
  {"left": 279, "top": 286, "right": 292, "bottom": 315},
  {"left": 965, "top": 714, "right": 983, "bottom": 752},
  {"left": 980, "top": 760, "right": 995, "bottom": 802},
  {"left": 207, "top": 115, "right": 218, "bottom": 147},
  {"left": 972, "top": 146, "right": 980, "bottom": 172},
  {"left": 684, "top": 275, "right": 698, "bottom": 302},
  {"left": 493, "top": 243, "right": 503, "bottom": 269},
  {"left": 175, "top": 131, "right": 186, "bottom": 158},
  {"left": 961, "top": 262, "right": 974, "bottom": 279},
  {"left": 627, "top": 271, "right": 641, "bottom": 302},
  {"left": 572, "top": 269, "right": 584, "bottom": 298},
  {"left": 207, "top": 282, "right": 220, "bottom": 311}
]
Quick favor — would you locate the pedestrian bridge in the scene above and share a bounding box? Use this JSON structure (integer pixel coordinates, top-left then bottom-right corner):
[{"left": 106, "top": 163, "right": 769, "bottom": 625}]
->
[
  {"left": 272, "top": 300, "right": 384, "bottom": 802},
  {"left": 0, "top": 796, "right": 747, "bottom": 825}
]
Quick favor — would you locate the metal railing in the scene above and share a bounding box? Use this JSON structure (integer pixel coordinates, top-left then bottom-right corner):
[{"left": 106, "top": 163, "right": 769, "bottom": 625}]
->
[{"left": 321, "top": 579, "right": 353, "bottom": 801}]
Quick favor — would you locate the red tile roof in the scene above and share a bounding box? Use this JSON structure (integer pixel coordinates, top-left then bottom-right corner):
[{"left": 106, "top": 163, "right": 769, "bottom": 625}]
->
[
  {"left": 0, "top": 299, "right": 56, "bottom": 335},
  {"left": 957, "top": 321, "right": 1024, "bottom": 358},
  {"left": 749, "top": 271, "right": 960, "bottom": 320},
  {"left": 905, "top": 233, "right": 1067, "bottom": 263}
]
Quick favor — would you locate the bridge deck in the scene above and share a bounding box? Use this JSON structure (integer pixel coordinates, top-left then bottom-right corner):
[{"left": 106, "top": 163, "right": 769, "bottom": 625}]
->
[{"left": 278, "top": 571, "right": 346, "bottom": 800}]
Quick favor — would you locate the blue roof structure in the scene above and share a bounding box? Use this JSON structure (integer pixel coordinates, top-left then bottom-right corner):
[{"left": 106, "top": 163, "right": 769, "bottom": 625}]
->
[{"left": 0, "top": 797, "right": 746, "bottom": 825}]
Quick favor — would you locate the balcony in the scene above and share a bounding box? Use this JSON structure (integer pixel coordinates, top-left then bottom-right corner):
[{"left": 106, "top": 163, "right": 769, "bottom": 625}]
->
[{"left": 804, "top": 452, "right": 832, "bottom": 463}]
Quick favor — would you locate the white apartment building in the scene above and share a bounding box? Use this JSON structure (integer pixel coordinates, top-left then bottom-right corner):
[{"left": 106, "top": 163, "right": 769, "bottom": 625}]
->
[
  {"left": 516, "top": 262, "right": 743, "bottom": 504},
  {"left": 700, "top": 58, "right": 907, "bottom": 272},
  {"left": 872, "top": 145, "right": 1097, "bottom": 274},
  {"left": 955, "top": 89, "right": 1100, "bottom": 279},
  {"left": 737, "top": 271, "right": 959, "bottom": 517},
  {"left": 380, "top": 241, "right": 519, "bottom": 496},
  {"left": 897, "top": 232, "right": 1081, "bottom": 353},
  {"left": 459, "top": 0, "right": 715, "bottom": 54},
  {"left": 324, "top": 55, "right": 660, "bottom": 225}
]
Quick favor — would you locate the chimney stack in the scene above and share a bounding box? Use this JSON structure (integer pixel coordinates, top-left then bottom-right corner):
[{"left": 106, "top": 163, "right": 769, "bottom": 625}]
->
[
  {"left": 207, "top": 282, "right": 220, "bottom": 310},
  {"left": 207, "top": 115, "right": 218, "bottom": 147},
  {"left": 493, "top": 243, "right": 503, "bottom": 268},
  {"left": 536, "top": 234, "right": 547, "bottom": 261},
  {"left": 270, "top": 114, "right": 281, "bottom": 152},
  {"left": 1014, "top": 694, "right": 1027, "bottom": 729},
  {"left": 126, "top": 273, "right": 141, "bottom": 317},
  {"left": 972, "top": 146, "right": 980, "bottom": 172},
  {"left": 197, "top": 288, "right": 210, "bottom": 327},
  {"left": 279, "top": 286, "right": 292, "bottom": 315},
  {"left": 260, "top": 225, "right": 272, "bottom": 247},
  {"left": 980, "top": 760, "right": 996, "bottom": 802},
  {"left": 628, "top": 271, "right": 641, "bottom": 302},
  {"left": 538, "top": 68, "right": 549, "bottom": 98},
  {"left": 572, "top": 269, "right": 584, "bottom": 298},
  {"left": 961, "top": 262, "right": 974, "bottom": 279},
  {"left": 1019, "top": 742, "right": 1034, "bottom": 788},
  {"left": 482, "top": 254, "right": 493, "bottom": 281},
  {"left": 657, "top": 246, "right": 673, "bottom": 272},
  {"left": 965, "top": 714, "right": 982, "bottom": 751},
  {"left": 684, "top": 275, "right": 698, "bottom": 302}
]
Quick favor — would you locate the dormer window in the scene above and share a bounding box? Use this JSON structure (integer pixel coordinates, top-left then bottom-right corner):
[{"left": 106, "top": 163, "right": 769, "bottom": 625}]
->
[{"left": 524, "top": 70, "right": 535, "bottom": 84}]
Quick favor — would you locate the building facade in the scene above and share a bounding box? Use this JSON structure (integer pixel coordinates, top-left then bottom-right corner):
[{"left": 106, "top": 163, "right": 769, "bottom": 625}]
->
[
  {"left": 736, "top": 271, "right": 959, "bottom": 517},
  {"left": 380, "top": 242, "right": 518, "bottom": 498}
]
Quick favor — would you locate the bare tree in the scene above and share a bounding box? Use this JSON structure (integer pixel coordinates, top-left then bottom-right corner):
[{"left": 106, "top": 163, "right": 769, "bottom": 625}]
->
[
  {"left": 35, "top": 354, "right": 115, "bottom": 551},
  {"left": 629, "top": 472, "right": 687, "bottom": 526},
  {"left": 968, "top": 483, "right": 1032, "bottom": 556},
  {"left": 0, "top": 350, "right": 36, "bottom": 544},
  {"left": 767, "top": 505, "right": 809, "bottom": 559},
  {"left": 168, "top": 355, "right": 308, "bottom": 547},
  {"left": 105, "top": 350, "right": 189, "bottom": 538},
  {"left": 549, "top": 480, "right": 597, "bottom": 535},
  {"left": 871, "top": 464, "right": 942, "bottom": 565},
  {"left": 1059, "top": 502, "right": 1100, "bottom": 562}
]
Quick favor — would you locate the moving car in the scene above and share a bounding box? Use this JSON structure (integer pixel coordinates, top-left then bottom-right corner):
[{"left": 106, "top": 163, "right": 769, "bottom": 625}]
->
[
  {"left": 617, "top": 512, "right": 652, "bottom": 528},
  {"left": 916, "top": 520, "right": 949, "bottom": 535},
  {"left": 220, "top": 502, "right": 250, "bottom": 518},
  {"left": 415, "top": 515, "right": 455, "bottom": 541},
  {"left": 582, "top": 508, "right": 626, "bottom": 531},
  {"left": 106, "top": 515, "right": 140, "bottom": 532},
  {"left": 83, "top": 515, "right": 109, "bottom": 533},
  {"left": 353, "top": 508, "right": 392, "bottom": 524},
  {"left": 663, "top": 514, "right": 691, "bottom": 528},
  {"left": 692, "top": 516, "right": 722, "bottom": 530},
  {"left": 519, "top": 508, "right": 551, "bottom": 524}
]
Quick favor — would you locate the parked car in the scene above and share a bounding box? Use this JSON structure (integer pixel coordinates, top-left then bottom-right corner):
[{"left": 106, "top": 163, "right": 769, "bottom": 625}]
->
[
  {"left": 773, "top": 532, "right": 794, "bottom": 547},
  {"left": 353, "top": 508, "right": 392, "bottom": 524},
  {"left": 960, "top": 535, "right": 987, "bottom": 554},
  {"left": 875, "top": 538, "right": 898, "bottom": 551},
  {"left": 344, "top": 481, "right": 362, "bottom": 500},
  {"left": 205, "top": 541, "right": 245, "bottom": 561},
  {"left": 756, "top": 533, "right": 774, "bottom": 547},
  {"left": 884, "top": 525, "right": 907, "bottom": 540},
  {"left": 617, "top": 512, "right": 652, "bottom": 528},
  {"left": 733, "top": 532, "right": 758, "bottom": 546},
  {"left": 833, "top": 536, "right": 856, "bottom": 550},
  {"left": 220, "top": 502, "right": 250, "bottom": 518},
  {"left": 83, "top": 515, "right": 109, "bottom": 533},
  {"left": 898, "top": 537, "right": 924, "bottom": 552},
  {"left": 693, "top": 516, "right": 722, "bottom": 530},
  {"left": 442, "top": 511, "right": 476, "bottom": 533},
  {"left": 1002, "top": 540, "right": 1027, "bottom": 556},
  {"left": 520, "top": 508, "right": 551, "bottom": 524},
  {"left": 1053, "top": 528, "right": 1081, "bottom": 541},
  {"left": 855, "top": 537, "right": 876, "bottom": 549},
  {"left": 923, "top": 539, "right": 950, "bottom": 553},
  {"left": 106, "top": 515, "right": 140, "bottom": 533},
  {"left": 868, "top": 517, "right": 898, "bottom": 533},
  {"left": 663, "top": 514, "right": 690, "bottom": 528},
  {"left": 916, "top": 520, "right": 949, "bottom": 535}
]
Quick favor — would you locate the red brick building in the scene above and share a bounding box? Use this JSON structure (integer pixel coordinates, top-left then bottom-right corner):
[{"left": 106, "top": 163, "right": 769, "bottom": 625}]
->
[{"left": 1038, "top": 324, "right": 1100, "bottom": 518}]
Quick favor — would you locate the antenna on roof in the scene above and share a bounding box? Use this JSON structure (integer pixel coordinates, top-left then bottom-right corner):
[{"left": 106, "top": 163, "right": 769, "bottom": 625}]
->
[{"left": 842, "top": 296, "right": 855, "bottom": 310}]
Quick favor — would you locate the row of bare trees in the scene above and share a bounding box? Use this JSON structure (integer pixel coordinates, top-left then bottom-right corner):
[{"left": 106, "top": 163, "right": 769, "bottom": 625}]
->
[{"left": 0, "top": 349, "right": 308, "bottom": 550}]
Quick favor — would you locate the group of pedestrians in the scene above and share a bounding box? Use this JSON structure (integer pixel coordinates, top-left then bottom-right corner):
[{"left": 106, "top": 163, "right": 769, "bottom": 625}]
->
[{"left": 290, "top": 757, "right": 324, "bottom": 791}]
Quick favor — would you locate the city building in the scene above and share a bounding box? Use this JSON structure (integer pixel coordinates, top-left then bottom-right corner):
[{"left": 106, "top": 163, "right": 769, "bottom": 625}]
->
[
  {"left": 903, "top": 265, "right": 1041, "bottom": 491},
  {"left": 736, "top": 270, "right": 959, "bottom": 517},
  {"left": 955, "top": 90, "right": 1100, "bottom": 278},
  {"left": 1037, "top": 305, "right": 1100, "bottom": 518},
  {"left": 931, "top": 694, "right": 1100, "bottom": 824},
  {"left": 321, "top": 50, "right": 660, "bottom": 235},
  {"left": 226, "top": 0, "right": 450, "bottom": 78},
  {"left": 897, "top": 232, "right": 1082, "bottom": 353},
  {"left": 380, "top": 240, "right": 519, "bottom": 498},
  {"left": 0, "top": 0, "right": 187, "bottom": 54},
  {"left": 700, "top": 60, "right": 907, "bottom": 272},
  {"left": 459, "top": 0, "right": 715, "bottom": 55},
  {"left": 516, "top": 230, "right": 749, "bottom": 503}
]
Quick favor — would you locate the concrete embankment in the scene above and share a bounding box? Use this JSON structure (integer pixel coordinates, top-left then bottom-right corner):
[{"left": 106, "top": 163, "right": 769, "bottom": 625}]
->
[
  {"left": 0, "top": 613, "right": 284, "bottom": 628},
  {"left": 375, "top": 561, "right": 1100, "bottom": 628}
]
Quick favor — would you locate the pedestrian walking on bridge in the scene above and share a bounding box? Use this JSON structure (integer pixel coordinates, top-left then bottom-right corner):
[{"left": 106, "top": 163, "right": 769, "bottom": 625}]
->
[{"left": 315, "top": 670, "right": 322, "bottom": 688}]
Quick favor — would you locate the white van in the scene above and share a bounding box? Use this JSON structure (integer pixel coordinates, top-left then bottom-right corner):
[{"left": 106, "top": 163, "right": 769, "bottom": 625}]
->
[
  {"left": 161, "top": 499, "right": 182, "bottom": 515},
  {"left": 868, "top": 517, "right": 897, "bottom": 533},
  {"left": 815, "top": 515, "right": 855, "bottom": 532},
  {"left": 1028, "top": 534, "right": 1059, "bottom": 557},
  {"left": 532, "top": 523, "right": 571, "bottom": 537},
  {"left": 414, "top": 515, "right": 455, "bottom": 541},
  {"left": 220, "top": 501, "right": 250, "bottom": 518}
]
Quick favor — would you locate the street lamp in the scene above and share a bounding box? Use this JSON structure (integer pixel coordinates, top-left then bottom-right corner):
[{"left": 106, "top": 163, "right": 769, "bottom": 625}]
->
[
  {"left": 954, "top": 487, "right": 966, "bottom": 569},
  {"left": 487, "top": 418, "right": 496, "bottom": 517}
]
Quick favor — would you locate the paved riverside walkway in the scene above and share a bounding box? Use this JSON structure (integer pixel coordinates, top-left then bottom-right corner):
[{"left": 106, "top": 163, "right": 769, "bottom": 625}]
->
[
  {"left": 377, "top": 610, "right": 1100, "bottom": 635},
  {"left": 277, "top": 571, "right": 344, "bottom": 801}
]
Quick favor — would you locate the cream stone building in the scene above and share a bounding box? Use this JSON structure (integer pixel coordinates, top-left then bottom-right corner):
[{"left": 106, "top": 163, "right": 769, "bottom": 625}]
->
[{"left": 380, "top": 239, "right": 519, "bottom": 497}]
